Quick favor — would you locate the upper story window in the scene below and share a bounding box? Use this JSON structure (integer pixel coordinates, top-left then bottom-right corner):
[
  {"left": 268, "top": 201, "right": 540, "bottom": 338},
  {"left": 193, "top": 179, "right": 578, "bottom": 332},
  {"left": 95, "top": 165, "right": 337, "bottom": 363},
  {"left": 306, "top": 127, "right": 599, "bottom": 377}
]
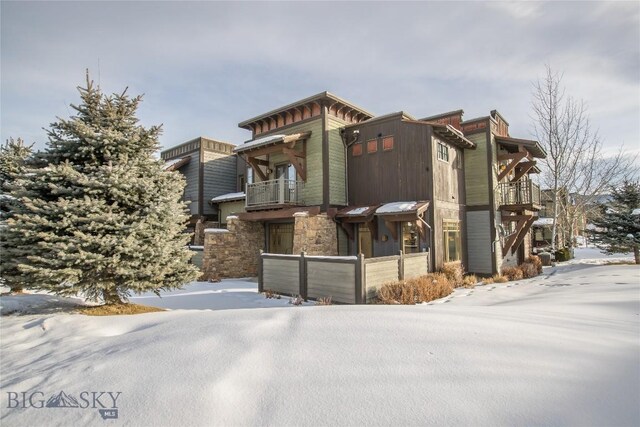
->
[
  {"left": 437, "top": 142, "right": 449, "bottom": 162},
  {"left": 382, "top": 136, "right": 394, "bottom": 151},
  {"left": 367, "top": 139, "right": 378, "bottom": 154}
]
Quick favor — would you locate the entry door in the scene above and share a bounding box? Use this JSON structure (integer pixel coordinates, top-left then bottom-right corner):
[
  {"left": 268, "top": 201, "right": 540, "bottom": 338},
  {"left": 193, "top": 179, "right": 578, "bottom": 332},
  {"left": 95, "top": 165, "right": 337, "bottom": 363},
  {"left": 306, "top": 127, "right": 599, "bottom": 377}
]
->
[
  {"left": 358, "top": 223, "right": 373, "bottom": 258},
  {"left": 269, "top": 223, "right": 294, "bottom": 254}
]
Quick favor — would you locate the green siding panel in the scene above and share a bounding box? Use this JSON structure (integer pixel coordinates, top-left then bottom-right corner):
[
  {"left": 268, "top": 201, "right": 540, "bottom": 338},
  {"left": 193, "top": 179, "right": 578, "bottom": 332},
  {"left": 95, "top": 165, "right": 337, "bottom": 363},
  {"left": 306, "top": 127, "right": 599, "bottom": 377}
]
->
[
  {"left": 327, "top": 116, "right": 348, "bottom": 206},
  {"left": 464, "top": 133, "right": 490, "bottom": 206}
]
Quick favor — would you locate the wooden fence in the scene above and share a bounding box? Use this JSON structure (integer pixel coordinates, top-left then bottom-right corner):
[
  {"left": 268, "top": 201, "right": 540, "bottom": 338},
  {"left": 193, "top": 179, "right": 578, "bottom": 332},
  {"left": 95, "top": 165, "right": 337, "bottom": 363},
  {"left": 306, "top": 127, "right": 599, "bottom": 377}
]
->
[{"left": 259, "top": 251, "right": 430, "bottom": 304}]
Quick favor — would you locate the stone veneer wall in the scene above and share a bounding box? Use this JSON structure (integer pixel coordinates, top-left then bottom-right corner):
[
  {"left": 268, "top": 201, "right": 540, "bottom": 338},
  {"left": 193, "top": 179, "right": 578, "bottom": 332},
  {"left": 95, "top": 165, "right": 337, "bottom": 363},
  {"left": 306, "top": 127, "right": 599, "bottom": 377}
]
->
[
  {"left": 292, "top": 212, "right": 338, "bottom": 256},
  {"left": 202, "top": 217, "right": 264, "bottom": 280},
  {"left": 194, "top": 220, "right": 220, "bottom": 246}
]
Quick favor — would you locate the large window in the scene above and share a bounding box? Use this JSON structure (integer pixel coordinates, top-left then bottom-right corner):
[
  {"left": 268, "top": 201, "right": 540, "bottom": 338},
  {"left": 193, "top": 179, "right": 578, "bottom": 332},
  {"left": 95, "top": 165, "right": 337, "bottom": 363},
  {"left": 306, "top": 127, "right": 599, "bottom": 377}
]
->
[
  {"left": 437, "top": 141, "right": 449, "bottom": 162},
  {"left": 443, "top": 220, "right": 461, "bottom": 262}
]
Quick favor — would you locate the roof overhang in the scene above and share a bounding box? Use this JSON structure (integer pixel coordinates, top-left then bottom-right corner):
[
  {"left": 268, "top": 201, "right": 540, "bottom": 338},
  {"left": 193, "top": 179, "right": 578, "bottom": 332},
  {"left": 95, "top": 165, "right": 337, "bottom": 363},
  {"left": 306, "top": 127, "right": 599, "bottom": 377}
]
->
[
  {"left": 495, "top": 136, "right": 547, "bottom": 159},
  {"left": 234, "top": 131, "right": 311, "bottom": 155},
  {"left": 430, "top": 123, "right": 476, "bottom": 149},
  {"left": 375, "top": 201, "right": 430, "bottom": 221},
  {"left": 163, "top": 156, "right": 191, "bottom": 171},
  {"left": 211, "top": 192, "right": 246, "bottom": 204},
  {"left": 335, "top": 205, "right": 380, "bottom": 223}
]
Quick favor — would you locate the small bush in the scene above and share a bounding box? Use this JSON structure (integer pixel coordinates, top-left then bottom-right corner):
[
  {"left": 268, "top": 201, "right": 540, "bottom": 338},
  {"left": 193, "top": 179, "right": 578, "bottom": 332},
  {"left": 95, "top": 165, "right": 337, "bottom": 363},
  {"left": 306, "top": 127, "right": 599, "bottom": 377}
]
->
[
  {"left": 519, "top": 262, "right": 538, "bottom": 279},
  {"left": 264, "top": 289, "right": 281, "bottom": 299},
  {"left": 501, "top": 266, "right": 524, "bottom": 281},
  {"left": 525, "top": 255, "right": 543, "bottom": 274},
  {"left": 554, "top": 248, "right": 572, "bottom": 262},
  {"left": 289, "top": 295, "right": 304, "bottom": 306},
  {"left": 315, "top": 296, "right": 332, "bottom": 306},
  {"left": 491, "top": 274, "right": 508, "bottom": 283},
  {"left": 462, "top": 274, "right": 478, "bottom": 288},
  {"left": 441, "top": 262, "right": 464, "bottom": 286},
  {"left": 377, "top": 273, "right": 454, "bottom": 305},
  {"left": 483, "top": 277, "right": 494, "bottom": 285}
]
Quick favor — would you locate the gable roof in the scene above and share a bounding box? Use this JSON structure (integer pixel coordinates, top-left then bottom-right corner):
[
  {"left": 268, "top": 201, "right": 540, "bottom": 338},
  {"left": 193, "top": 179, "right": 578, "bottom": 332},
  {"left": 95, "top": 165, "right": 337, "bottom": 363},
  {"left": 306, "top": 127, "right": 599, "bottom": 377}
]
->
[{"left": 238, "top": 91, "right": 374, "bottom": 130}]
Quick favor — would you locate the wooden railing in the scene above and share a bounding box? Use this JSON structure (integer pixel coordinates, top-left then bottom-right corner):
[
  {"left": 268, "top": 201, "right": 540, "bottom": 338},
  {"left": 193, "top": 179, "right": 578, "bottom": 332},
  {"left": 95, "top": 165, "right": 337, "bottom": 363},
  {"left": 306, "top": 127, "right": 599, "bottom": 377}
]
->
[
  {"left": 246, "top": 179, "right": 304, "bottom": 207},
  {"left": 499, "top": 180, "right": 541, "bottom": 207}
]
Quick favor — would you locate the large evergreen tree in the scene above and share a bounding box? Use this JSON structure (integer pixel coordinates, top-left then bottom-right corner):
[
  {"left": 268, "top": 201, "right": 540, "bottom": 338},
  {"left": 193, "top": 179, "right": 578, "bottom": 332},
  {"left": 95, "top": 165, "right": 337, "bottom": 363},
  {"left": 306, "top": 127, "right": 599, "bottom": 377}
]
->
[
  {"left": 4, "top": 76, "right": 199, "bottom": 303},
  {"left": 0, "top": 137, "right": 33, "bottom": 293},
  {"left": 590, "top": 181, "right": 640, "bottom": 264}
]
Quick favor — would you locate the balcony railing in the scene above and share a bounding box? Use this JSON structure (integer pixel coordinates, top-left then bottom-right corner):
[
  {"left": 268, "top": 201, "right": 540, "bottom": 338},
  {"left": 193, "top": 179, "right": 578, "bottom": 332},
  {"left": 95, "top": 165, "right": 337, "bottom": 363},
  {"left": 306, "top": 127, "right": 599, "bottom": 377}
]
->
[
  {"left": 246, "top": 179, "right": 305, "bottom": 208},
  {"left": 499, "top": 180, "right": 541, "bottom": 208}
]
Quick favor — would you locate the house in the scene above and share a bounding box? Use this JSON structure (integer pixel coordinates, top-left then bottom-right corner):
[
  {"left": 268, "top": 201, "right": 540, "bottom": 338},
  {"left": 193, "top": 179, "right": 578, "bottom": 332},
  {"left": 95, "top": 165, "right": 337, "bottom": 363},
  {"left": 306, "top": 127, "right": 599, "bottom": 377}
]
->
[
  {"left": 226, "top": 91, "right": 373, "bottom": 255},
  {"left": 202, "top": 94, "right": 545, "bottom": 280},
  {"left": 337, "top": 111, "right": 475, "bottom": 272},
  {"left": 453, "top": 110, "right": 546, "bottom": 274},
  {"left": 161, "top": 137, "right": 237, "bottom": 243}
]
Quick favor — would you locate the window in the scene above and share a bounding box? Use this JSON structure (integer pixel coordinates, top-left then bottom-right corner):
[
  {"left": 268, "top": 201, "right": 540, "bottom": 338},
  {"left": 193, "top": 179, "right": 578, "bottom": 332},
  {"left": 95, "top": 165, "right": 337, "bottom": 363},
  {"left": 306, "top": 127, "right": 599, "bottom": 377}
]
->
[
  {"left": 437, "top": 142, "right": 449, "bottom": 162},
  {"left": 382, "top": 136, "right": 394, "bottom": 151},
  {"left": 443, "top": 220, "right": 461, "bottom": 262},
  {"left": 402, "top": 222, "right": 420, "bottom": 254},
  {"left": 367, "top": 139, "right": 378, "bottom": 153},
  {"left": 352, "top": 143, "right": 363, "bottom": 156}
]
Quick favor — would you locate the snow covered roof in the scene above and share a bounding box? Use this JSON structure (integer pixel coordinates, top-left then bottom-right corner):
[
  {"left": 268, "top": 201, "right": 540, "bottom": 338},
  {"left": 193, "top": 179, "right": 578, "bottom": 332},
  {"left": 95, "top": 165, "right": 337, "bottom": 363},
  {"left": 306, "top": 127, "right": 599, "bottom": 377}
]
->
[
  {"left": 163, "top": 156, "right": 191, "bottom": 171},
  {"left": 211, "top": 192, "right": 245, "bottom": 203},
  {"left": 234, "top": 132, "right": 311, "bottom": 154},
  {"left": 204, "top": 228, "right": 229, "bottom": 233},
  {"left": 533, "top": 217, "right": 554, "bottom": 227},
  {"left": 335, "top": 205, "right": 379, "bottom": 221},
  {"left": 376, "top": 201, "right": 429, "bottom": 215}
]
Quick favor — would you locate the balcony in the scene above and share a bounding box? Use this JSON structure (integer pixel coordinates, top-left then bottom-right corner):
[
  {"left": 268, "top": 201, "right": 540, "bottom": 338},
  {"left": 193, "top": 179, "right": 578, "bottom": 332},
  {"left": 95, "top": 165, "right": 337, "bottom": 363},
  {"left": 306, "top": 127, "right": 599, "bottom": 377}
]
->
[
  {"left": 499, "top": 180, "right": 541, "bottom": 211},
  {"left": 246, "top": 179, "right": 305, "bottom": 209}
]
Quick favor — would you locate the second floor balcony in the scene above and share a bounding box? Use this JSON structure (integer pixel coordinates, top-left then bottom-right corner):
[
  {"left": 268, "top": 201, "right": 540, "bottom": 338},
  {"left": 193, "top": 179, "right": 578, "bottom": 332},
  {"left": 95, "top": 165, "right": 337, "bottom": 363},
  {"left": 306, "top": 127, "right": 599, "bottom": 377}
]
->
[
  {"left": 499, "top": 180, "right": 541, "bottom": 211},
  {"left": 246, "top": 179, "right": 305, "bottom": 209}
]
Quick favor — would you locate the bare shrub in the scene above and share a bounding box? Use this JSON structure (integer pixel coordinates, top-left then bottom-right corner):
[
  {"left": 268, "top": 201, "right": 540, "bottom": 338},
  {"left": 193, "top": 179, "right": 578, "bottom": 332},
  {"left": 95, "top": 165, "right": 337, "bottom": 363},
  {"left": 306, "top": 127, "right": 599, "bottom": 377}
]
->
[
  {"left": 519, "top": 262, "right": 538, "bottom": 279},
  {"left": 483, "top": 277, "right": 495, "bottom": 285},
  {"left": 501, "top": 266, "right": 524, "bottom": 281},
  {"left": 441, "top": 262, "right": 464, "bottom": 286},
  {"left": 377, "top": 273, "right": 454, "bottom": 304},
  {"left": 264, "top": 289, "right": 279, "bottom": 299},
  {"left": 315, "top": 296, "right": 332, "bottom": 306},
  {"left": 525, "top": 255, "right": 543, "bottom": 274},
  {"left": 462, "top": 274, "right": 478, "bottom": 288},
  {"left": 289, "top": 295, "right": 304, "bottom": 306},
  {"left": 491, "top": 274, "right": 508, "bottom": 283}
]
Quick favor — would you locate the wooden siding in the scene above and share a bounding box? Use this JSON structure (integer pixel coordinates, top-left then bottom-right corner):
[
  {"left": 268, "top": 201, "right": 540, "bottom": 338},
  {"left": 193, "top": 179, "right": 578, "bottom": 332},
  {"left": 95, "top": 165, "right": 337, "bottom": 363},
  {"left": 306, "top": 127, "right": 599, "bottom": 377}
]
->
[
  {"left": 433, "top": 137, "right": 465, "bottom": 204},
  {"left": 327, "top": 116, "right": 348, "bottom": 206},
  {"left": 464, "top": 132, "right": 490, "bottom": 206},
  {"left": 346, "top": 120, "right": 433, "bottom": 206},
  {"left": 306, "top": 260, "right": 356, "bottom": 303},
  {"left": 262, "top": 258, "right": 300, "bottom": 296},
  {"left": 337, "top": 225, "right": 349, "bottom": 256},
  {"left": 465, "top": 210, "right": 493, "bottom": 274},
  {"left": 364, "top": 257, "right": 400, "bottom": 301},
  {"left": 255, "top": 118, "right": 324, "bottom": 206},
  {"left": 219, "top": 200, "right": 245, "bottom": 224},
  {"left": 202, "top": 151, "right": 237, "bottom": 216},
  {"left": 179, "top": 151, "right": 201, "bottom": 215},
  {"left": 403, "top": 254, "right": 429, "bottom": 279}
]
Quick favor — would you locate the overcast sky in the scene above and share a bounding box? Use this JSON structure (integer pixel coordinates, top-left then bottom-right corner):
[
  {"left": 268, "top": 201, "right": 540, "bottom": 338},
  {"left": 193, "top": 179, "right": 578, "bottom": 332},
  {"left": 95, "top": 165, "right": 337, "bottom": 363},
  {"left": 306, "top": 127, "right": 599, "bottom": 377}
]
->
[{"left": 2, "top": 1, "right": 638, "bottom": 155}]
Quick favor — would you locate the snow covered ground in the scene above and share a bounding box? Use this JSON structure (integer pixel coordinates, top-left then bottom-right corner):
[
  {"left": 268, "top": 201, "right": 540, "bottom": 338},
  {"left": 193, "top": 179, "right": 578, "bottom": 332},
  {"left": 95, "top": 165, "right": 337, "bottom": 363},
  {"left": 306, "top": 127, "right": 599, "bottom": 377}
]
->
[{"left": 1, "top": 256, "right": 638, "bottom": 426}]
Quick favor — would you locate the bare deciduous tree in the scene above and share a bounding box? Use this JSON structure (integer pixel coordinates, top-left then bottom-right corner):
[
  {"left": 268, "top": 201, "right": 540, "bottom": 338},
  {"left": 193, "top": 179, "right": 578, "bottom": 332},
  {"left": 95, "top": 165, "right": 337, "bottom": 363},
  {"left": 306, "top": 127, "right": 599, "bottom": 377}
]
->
[{"left": 531, "top": 65, "right": 638, "bottom": 250}]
